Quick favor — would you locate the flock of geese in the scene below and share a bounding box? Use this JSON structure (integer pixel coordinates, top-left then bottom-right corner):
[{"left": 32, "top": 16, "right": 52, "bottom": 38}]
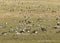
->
[{"left": 0, "top": 16, "right": 60, "bottom": 36}]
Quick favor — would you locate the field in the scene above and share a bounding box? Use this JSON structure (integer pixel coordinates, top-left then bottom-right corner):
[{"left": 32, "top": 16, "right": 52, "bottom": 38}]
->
[{"left": 0, "top": 0, "right": 60, "bottom": 43}]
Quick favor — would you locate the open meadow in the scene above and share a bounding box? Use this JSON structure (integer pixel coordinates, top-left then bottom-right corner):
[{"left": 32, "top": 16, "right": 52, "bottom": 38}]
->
[{"left": 0, "top": 0, "right": 60, "bottom": 43}]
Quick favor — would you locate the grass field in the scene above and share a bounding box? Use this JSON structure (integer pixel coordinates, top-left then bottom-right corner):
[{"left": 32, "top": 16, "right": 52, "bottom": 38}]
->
[{"left": 0, "top": 0, "right": 60, "bottom": 43}]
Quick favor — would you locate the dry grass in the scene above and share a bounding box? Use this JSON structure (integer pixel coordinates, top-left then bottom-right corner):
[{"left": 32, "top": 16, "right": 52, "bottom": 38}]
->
[{"left": 0, "top": 0, "right": 60, "bottom": 43}]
